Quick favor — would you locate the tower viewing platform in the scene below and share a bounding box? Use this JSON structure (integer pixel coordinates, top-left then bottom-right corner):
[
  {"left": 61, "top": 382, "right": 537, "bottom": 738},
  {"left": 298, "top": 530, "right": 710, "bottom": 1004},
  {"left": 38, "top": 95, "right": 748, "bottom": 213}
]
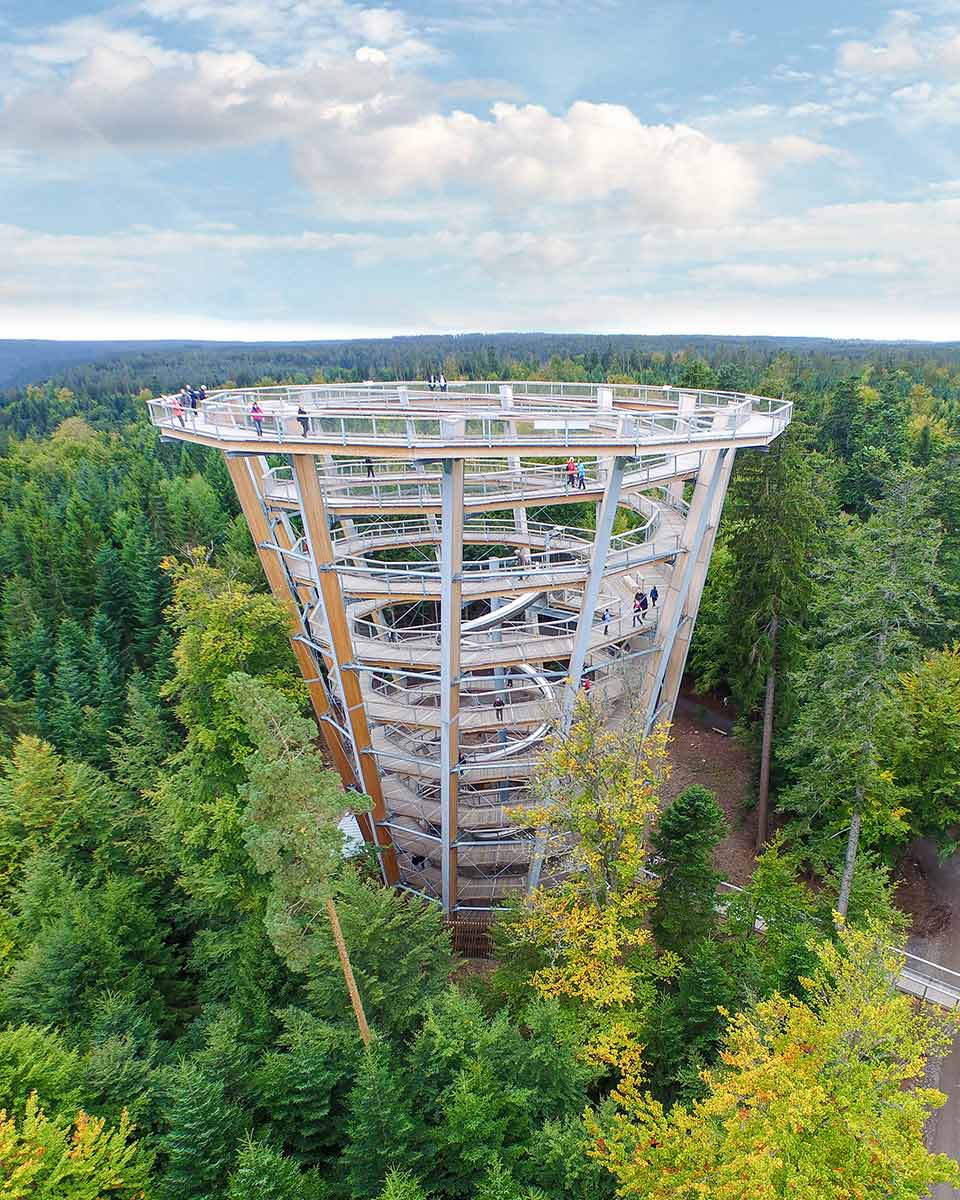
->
[{"left": 147, "top": 381, "right": 792, "bottom": 912}]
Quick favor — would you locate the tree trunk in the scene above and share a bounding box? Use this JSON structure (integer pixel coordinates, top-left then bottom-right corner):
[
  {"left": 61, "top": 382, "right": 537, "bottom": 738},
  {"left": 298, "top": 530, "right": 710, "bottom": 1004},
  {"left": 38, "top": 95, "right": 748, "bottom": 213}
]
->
[
  {"left": 837, "top": 799, "right": 862, "bottom": 919},
  {"left": 326, "top": 896, "right": 371, "bottom": 1045},
  {"left": 755, "top": 613, "right": 779, "bottom": 853}
]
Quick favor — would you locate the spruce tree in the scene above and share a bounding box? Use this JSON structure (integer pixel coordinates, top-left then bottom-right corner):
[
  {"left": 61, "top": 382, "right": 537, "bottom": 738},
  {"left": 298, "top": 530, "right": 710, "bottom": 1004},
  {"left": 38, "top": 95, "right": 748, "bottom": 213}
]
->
[
  {"left": 376, "top": 1170, "right": 429, "bottom": 1200},
  {"left": 340, "top": 1042, "right": 424, "bottom": 1199},
  {"left": 159, "top": 1063, "right": 246, "bottom": 1200},
  {"left": 779, "top": 470, "right": 946, "bottom": 912},
  {"left": 650, "top": 785, "right": 727, "bottom": 955},
  {"left": 226, "top": 1138, "right": 328, "bottom": 1200}
]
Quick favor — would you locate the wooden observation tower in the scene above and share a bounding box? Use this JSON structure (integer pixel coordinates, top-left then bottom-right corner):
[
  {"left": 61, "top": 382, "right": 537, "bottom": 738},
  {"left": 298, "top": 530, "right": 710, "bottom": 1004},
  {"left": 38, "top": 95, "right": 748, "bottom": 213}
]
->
[{"left": 147, "top": 381, "right": 792, "bottom": 913}]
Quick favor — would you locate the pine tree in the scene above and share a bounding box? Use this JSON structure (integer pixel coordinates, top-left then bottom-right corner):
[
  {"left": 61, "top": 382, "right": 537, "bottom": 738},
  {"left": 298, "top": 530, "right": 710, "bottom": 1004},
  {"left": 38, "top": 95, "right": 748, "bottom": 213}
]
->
[
  {"left": 340, "top": 1042, "right": 424, "bottom": 1199},
  {"left": 711, "top": 431, "right": 827, "bottom": 848},
  {"left": 650, "top": 785, "right": 727, "bottom": 955}
]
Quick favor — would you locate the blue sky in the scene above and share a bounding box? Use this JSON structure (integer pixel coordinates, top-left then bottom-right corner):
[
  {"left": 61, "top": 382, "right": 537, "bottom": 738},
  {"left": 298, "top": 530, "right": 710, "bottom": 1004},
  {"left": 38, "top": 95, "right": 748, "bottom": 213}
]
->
[{"left": 1, "top": 0, "right": 958, "bottom": 340}]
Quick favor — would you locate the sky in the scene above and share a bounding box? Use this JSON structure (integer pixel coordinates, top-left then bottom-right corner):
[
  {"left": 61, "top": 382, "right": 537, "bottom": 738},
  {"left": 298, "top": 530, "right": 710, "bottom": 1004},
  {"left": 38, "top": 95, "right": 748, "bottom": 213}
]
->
[{"left": 1, "top": 0, "right": 959, "bottom": 342}]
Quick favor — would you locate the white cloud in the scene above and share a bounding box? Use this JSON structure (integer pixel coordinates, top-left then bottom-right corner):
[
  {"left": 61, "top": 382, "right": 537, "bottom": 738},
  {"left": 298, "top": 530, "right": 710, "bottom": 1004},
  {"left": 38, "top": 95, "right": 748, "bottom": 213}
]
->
[
  {"left": 356, "top": 45, "right": 388, "bottom": 63},
  {"left": 293, "top": 100, "right": 760, "bottom": 225},
  {"left": 838, "top": 28, "right": 924, "bottom": 75}
]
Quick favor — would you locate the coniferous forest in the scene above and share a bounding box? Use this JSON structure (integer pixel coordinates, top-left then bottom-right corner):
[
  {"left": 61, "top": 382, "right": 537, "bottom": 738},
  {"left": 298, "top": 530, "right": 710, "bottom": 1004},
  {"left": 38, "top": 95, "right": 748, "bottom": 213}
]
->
[{"left": 0, "top": 335, "right": 959, "bottom": 1198}]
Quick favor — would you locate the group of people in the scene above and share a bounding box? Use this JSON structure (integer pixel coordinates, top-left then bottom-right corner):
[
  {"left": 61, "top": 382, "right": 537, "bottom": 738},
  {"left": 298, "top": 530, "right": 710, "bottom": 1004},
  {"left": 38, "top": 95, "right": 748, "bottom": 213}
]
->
[
  {"left": 564, "top": 457, "right": 588, "bottom": 490},
  {"left": 170, "top": 384, "right": 206, "bottom": 427},
  {"left": 632, "top": 586, "right": 658, "bottom": 626},
  {"left": 427, "top": 373, "right": 448, "bottom": 391}
]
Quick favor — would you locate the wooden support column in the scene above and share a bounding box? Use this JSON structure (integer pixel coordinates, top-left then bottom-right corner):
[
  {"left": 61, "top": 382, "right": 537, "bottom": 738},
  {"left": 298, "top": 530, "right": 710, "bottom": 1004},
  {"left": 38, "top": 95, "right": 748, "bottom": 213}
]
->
[
  {"left": 658, "top": 446, "right": 736, "bottom": 721},
  {"left": 439, "top": 458, "right": 465, "bottom": 913},
  {"left": 641, "top": 445, "right": 731, "bottom": 734},
  {"left": 223, "top": 453, "right": 354, "bottom": 787},
  {"left": 291, "top": 453, "right": 399, "bottom": 884}
]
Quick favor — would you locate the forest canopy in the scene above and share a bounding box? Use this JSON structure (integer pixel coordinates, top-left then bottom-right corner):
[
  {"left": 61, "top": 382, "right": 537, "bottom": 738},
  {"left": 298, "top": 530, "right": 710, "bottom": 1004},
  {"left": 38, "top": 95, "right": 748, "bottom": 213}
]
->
[{"left": 0, "top": 334, "right": 958, "bottom": 1198}]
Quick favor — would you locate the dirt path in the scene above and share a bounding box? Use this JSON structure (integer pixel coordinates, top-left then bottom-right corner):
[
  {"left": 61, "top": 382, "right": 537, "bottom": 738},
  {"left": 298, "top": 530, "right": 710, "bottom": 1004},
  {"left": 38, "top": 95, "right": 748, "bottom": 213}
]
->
[
  {"left": 664, "top": 709, "right": 759, "bottom": 886},
  {"left": 668, "top": 707, "right": 959, "bottom": 1195}
]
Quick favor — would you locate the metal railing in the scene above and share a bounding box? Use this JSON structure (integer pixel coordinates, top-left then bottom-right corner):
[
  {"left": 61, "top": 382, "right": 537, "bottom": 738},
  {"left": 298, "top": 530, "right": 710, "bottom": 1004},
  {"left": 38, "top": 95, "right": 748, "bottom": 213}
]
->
[{"left": 147, "top": 390, "right": 793, "bottom": 451}]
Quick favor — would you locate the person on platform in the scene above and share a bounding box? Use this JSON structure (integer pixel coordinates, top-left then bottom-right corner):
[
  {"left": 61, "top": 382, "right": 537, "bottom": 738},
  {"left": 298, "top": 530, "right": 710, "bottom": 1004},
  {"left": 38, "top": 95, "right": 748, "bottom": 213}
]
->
[
  {"left": 365, "top": 457, "right": 375, "bottom": 478},
  {"left": 639, "top": 591, "right": 649, "bottom": 621},
  {"left": 633, "top": 596, "right": 643, "bottom": 627},
  {"left": 650, "top": 584, "right": 659, "bottom": 608},
  {"left": 439, "top": 372, "right": 448, "bottom": 392},
  {"left": 297, "top": 406, "right": 309, "bottom": 437},
  {"left": 565, "top": 457, "right": 576, "bottom": 489},
  {"left": 576, "top": 461, "right": 587, "bottom": 490},
  {"left": 494, "top": 694, "right": 505, "bottom": 722},
  {"left": 250, "top": 401, "right": 264, "bottom": 437},
  {"left": 172, "top": 394, "right": 185, "bottom": 427},
  {"left": 602, "top": 606, "right": 611, "bottom": 636}
]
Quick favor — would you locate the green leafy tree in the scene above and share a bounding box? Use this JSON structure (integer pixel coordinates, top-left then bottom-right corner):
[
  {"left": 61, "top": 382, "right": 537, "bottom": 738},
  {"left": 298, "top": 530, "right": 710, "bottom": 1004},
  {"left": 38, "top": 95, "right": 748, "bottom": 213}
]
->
[
  {"left": 228, "top": 673, "right": 346, "bottom": 968},
  {"left": 590, "top": 922, "right": 960, "bottom": 1200},
  {"left": 376, "top": 1170, "right": 429, "bottom": 1200},
  {"left": 307, "top": 871, "right": 454, "bottom": 1041},
  {"left": 2, "top": 875, "right": 180, "bottom": 1032},
  {"left": 253, "top": 1008, "right": 358, "bottom": 1164},
  {"left": 162, "top": 558, "right": 302, "bottom": 785},
  {"left": 650, "top": 786, "right": 727, "bottom": 955},
  {"left": 82, "top": 994, "right": 162, "bottom": 1134},
  {"left": 726, "top": 434, "right": 827, "bottom": 845}
]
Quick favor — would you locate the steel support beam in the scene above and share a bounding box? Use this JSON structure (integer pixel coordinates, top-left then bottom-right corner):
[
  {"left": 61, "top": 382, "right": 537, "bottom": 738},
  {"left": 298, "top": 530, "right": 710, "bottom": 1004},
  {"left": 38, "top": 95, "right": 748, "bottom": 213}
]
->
[
  {"left": 439, "top": 458, "right": 465, "bottom": 912},
  {"left": 527, "top": 454, "right": 627, "bottom": 891},
  {"left": 559, "top": 454, "right": 627, "bottom": 732},
  {"left": 291, "top": 454, "right": 399, "bottom": 884}
]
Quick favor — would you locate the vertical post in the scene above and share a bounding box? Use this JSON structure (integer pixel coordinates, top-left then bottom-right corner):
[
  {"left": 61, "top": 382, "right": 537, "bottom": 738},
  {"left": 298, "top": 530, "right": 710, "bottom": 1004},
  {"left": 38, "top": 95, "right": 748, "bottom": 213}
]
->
[
  {"left": 669, "top": 391, "right": 697, "bottom": 503},
  {"left": 501, "top": 385, "right": 529, "bottom": 541},
  {"left": 559, "top": 455, "right": 627, "bottom": 732},
  {"left": 641, "top": 448, "right": 730, "bottom": 734},
  {"left": 439, "top": 458, "right": 465, "bottom": 913},
  {"left": 527, "top": 455, "right": 626, "bottom": 892},
  {"left": 222, "top": 454, "right": 354, "bottom": 787},
  {"left": 292, "top": 453, "right": 399, "bottom": 884}
]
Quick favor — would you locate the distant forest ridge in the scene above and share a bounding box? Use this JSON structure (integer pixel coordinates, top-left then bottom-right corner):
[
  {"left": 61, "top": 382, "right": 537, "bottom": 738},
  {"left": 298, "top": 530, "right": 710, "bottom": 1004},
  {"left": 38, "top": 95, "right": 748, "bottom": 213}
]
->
[
  {"left": 3, "top": 331, "right": 960, "bottom": 441},
  {"left": 5, "top": 332, "right": 960, "bottom": 389}
]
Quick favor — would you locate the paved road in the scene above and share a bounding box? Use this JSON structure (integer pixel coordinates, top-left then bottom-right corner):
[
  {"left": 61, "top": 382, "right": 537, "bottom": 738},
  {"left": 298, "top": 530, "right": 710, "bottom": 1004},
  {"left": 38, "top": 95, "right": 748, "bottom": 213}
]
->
[{"left": 907, "top": 840, "right": 960, "bottom": 1199}]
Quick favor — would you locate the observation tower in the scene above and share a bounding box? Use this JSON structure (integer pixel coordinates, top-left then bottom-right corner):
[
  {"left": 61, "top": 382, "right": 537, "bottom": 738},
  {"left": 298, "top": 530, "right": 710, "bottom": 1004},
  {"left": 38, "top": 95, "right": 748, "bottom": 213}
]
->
[{"left": 148, "top": 381, "right": 792, "bottom": 913}]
